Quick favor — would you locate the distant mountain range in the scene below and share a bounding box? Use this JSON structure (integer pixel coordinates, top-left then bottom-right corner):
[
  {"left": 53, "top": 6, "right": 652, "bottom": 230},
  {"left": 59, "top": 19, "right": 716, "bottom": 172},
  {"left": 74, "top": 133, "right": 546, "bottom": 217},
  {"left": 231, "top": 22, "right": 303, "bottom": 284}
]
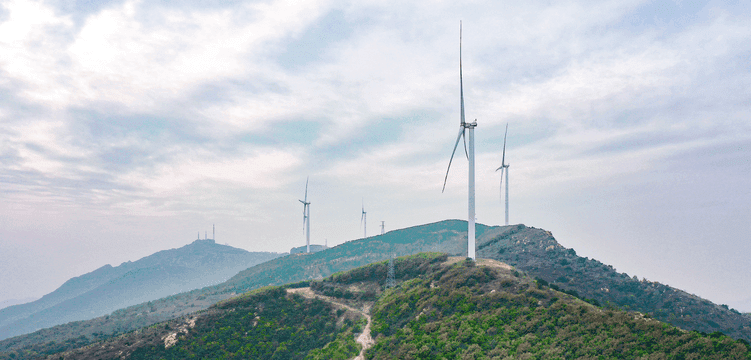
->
[
  {"left": 0, "top": 239, "right": 283, "bottom": 340},
  {"left": 1, "top": 220, "right": 750, "bottom": 359}
]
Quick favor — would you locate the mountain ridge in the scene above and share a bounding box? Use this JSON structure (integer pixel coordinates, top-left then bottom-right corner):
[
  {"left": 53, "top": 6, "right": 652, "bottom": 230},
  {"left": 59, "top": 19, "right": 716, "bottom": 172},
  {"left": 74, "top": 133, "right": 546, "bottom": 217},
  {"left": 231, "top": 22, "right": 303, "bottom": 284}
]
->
[{"left": 0, "top": 239, "right": 283, "bottom": 340}]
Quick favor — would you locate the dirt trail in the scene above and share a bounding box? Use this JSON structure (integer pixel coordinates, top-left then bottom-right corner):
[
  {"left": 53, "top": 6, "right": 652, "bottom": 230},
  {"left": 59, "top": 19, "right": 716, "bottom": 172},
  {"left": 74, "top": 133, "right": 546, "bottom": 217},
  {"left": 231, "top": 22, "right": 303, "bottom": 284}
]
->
[
  {"left": 286, "top": 287, "right": 373, "bottom": 359},
  {"left": 352, "top": 304, "right": 373, "bottom": 360}
]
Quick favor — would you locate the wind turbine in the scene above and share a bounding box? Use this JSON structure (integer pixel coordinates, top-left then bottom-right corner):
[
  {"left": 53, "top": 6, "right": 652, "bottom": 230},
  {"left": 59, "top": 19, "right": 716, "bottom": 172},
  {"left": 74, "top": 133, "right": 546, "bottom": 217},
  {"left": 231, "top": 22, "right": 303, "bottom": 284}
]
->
[
  {"left": 496, "top": 123, "right": 510, "bottom": 225},
  {"left": 380, "top": 221, "right": 385, "bottom": 235},
  {"left": 442, "top": 21, "right": 478, "bottom": 260},
  {"left": 299, "top": 177, "right": 311, "bottom": 253},
  {"left": 361, "top": 199, "right": 367, "bottom": 238}
]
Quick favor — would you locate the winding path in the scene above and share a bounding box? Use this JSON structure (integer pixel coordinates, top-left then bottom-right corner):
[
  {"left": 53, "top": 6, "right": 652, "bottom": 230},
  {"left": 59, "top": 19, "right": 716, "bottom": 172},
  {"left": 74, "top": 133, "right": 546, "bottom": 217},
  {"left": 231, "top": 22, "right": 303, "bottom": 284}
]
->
[{"left": 286, "top": 287, "right": 374, "bottom": 359}]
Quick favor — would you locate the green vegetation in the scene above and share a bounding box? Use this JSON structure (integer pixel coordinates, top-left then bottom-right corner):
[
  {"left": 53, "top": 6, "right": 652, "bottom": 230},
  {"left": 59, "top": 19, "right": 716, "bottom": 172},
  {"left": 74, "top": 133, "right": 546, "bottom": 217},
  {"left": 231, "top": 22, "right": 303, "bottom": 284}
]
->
[
  {"left": 365, "top": 258, "right": 751, "bottom": 359},
  {"left": 304, "top": 325, "right": 361, "bottom": 360},
  {"left": 42, "top": 287, "right": 363, "bottom": 360},
  {"left": 133, "top": 287, "right": 361, "bottom": 359}
]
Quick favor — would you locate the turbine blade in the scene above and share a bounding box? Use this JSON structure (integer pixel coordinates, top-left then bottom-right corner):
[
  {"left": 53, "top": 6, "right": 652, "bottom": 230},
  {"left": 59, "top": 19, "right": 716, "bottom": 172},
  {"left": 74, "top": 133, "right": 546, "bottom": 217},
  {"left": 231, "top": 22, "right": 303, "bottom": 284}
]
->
[
  {"left": 463, "top": 131, "right": 468, "bottom": 159},
  {"left": 501, "top": 123, "right": 508, "bottom": 166},
  {"left": 459, "top": 21, "right": 465, "bottom": 127},
  {"left": 304, "top": 176, "right": 309, "bottom": 202},
  {"left": 442, "top": 128, "right": 465, "bottom": 193}
]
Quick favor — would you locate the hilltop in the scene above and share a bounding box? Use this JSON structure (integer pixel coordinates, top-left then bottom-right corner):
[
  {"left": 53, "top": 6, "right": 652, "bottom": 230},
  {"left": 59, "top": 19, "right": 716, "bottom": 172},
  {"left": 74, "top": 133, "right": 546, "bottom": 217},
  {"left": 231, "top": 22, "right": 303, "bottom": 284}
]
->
[
  {"left": 0, "top": 239, "right": 283, "bottom": 341},
  {"left": 31, "top": 254, "right": 751, "bottom": 359},
  {"left": 476, "top": 224, "right": 751, "bottom": 338},
  {"left": 1, "top": 220, "right": 750, "bottom": 358}
]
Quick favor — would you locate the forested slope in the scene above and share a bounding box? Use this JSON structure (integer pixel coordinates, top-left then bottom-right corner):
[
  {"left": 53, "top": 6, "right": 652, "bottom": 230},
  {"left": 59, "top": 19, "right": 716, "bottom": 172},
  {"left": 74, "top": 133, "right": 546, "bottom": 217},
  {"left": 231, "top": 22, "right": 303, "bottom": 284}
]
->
[{"left": 477, "top": 224, "right": 751, "bottom": 340}]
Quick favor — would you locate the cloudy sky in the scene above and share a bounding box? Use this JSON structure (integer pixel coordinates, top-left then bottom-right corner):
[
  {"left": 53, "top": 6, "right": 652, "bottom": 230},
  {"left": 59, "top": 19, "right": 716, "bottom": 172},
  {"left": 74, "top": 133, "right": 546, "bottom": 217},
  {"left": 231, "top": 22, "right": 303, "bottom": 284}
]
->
[{"left": 1, "top": 0, "right": 750, "bottom": 311}]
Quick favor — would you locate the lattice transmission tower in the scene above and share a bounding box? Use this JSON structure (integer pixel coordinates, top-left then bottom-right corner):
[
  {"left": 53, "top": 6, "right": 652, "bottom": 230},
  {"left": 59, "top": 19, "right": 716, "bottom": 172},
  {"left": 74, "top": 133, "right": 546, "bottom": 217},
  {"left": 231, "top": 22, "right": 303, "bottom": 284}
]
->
[{"left": 386, "top": 255, "right": 396, "bottom": 289}]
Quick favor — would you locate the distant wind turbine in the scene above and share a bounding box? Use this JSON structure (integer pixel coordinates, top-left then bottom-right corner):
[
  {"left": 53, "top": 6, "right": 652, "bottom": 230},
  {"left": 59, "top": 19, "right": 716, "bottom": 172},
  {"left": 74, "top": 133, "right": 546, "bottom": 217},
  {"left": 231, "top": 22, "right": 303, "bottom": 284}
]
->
[
  {"left": 361, "top": 199, "right": 367, "bottom": 238},
  {"left": 380, "top": 221, "right": 385, "bottom": 235},
  {"left": 442, "top": 21, "right": 478, "bottom": 260},
  {"left": 299, "top": 177, "right": 311, "bottom": 253},
  {"left": 496, "top": 123, "right": 510, "bottom": 225}
]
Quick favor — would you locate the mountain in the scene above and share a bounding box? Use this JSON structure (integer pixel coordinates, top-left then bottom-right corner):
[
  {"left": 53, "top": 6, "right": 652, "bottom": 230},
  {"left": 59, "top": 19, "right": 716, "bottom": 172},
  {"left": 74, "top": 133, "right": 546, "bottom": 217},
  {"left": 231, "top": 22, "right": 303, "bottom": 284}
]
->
[
  {"left": 0, "top": 299, "right": 37, "bottom": 312},
  {"left": 23, "top": 254, "right": 751, "bottom": 359},
  {"left": 2, "top": 220, "right": 750, "bottom": 358},
  {"left": 476, "top": 224, "right": 751, "bottom": 339},
  {"left": 0, "top": 239, "right": 283, "bottom": 340}
]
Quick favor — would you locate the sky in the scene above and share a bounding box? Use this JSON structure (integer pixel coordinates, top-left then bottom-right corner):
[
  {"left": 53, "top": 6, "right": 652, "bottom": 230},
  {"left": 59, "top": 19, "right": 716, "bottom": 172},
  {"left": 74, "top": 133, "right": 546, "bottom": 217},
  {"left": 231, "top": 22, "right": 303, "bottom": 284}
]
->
[{"left": 1, "top": 0, "right": 750, "bottom": 312}]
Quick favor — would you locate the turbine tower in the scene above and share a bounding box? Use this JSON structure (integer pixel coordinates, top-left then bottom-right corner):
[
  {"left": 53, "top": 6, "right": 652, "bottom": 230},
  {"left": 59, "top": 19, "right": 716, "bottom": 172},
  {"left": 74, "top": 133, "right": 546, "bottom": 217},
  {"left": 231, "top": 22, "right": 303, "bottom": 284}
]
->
[
  {"left": 442, "top": 21, "right": 478, "bottom": 260},
  {"left": 299, "top": 177, "right": 311, "bottom": 253},
  {"left": 361, "top": 199, "right": 367, "bottom": 238},
  {"left": 380, "top": 221, "right": 385, "bottom": 235},
  {"left": 495, "top": 123, "right": 510, "bottom": 225}
]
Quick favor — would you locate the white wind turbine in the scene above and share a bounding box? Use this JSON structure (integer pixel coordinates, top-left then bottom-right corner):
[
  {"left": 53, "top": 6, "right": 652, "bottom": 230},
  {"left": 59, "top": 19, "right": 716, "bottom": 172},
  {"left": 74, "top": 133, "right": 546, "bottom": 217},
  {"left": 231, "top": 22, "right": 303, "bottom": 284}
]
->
[
  {"left": 360, "top": 199, "right": 367, "bottom": 238},
  {"left": 299, "top": 177, "right": 311, "bottom": 253},
  {"left": 442, "top": 21, "right": 478, "bottom": 260},
  {"left": 496, "top": 123, "right": 510, "bottom": 225}
]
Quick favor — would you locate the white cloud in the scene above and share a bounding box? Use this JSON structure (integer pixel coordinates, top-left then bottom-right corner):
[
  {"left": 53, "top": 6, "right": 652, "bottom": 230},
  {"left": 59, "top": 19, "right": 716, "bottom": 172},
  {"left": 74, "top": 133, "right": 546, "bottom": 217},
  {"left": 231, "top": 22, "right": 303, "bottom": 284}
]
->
[
  {"left": 1, "top": 0, "right": 334, "bottom": 112},
  {"left": 123, "top": 146, "right": 302, "bottom": 193},
  {"left": 0, "top": 0, "right": 74, "bottom": 107}
]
